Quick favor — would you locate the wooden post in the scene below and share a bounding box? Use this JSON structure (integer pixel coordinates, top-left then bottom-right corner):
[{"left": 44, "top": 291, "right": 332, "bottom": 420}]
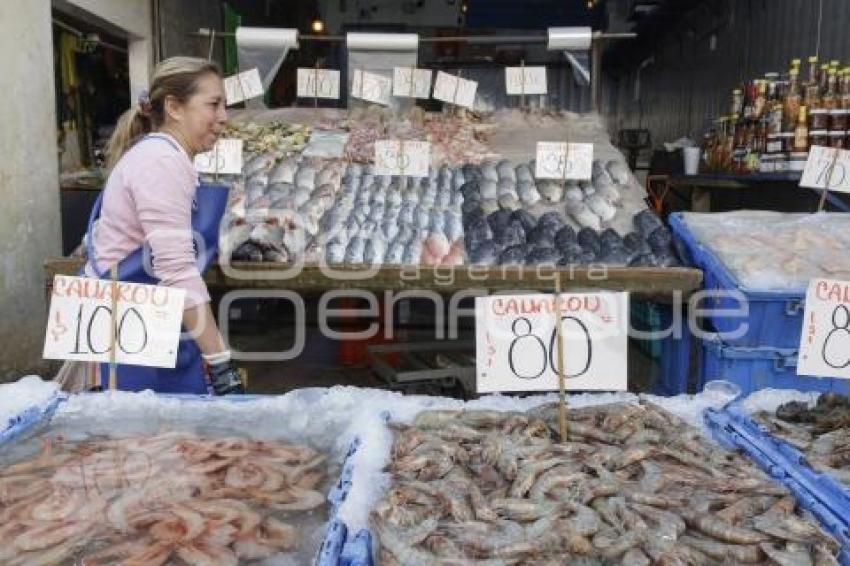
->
[
  {"left": 108, "top": 264, "right": 119, "bottom": 391},
  {"left": 554, "top": 273, "right": 568, "bottom": 442},
  {"left": 314, "top": 60, "right": 320, "bottom": 109},
  {"left": 520, "top": 58, "right": 526, "bottom": 111},
  {"left": 818, "top": 148, "right": 840, "bottom": 212}
]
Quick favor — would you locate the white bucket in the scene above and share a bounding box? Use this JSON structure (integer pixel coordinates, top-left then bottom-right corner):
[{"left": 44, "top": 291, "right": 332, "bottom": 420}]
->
[{"left": 683, "top": 147, "right": 701, "bottom": 175}]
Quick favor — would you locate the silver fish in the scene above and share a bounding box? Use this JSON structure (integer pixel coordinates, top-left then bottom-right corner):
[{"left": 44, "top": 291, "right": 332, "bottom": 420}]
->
[
  {"left": 606, "top": 159, "right": 630, "bottom": 184},
  {"left": 269, "top": 158, "right": 297, "bottom": 184}
]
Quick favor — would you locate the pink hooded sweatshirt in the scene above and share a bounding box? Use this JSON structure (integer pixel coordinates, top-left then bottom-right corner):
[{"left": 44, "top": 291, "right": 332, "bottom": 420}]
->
[{"left": 85, "top": 133, "right": 209, "bottom": 307}]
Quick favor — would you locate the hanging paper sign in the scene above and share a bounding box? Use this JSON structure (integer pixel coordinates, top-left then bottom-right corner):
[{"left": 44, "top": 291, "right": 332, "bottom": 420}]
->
[
  {"left": 374, "top": 140, "right": 430, "bottom": 178},
  {"left": 432, "top": 71, "right": 478, "bottom": 109},
  {"left": 535, "top": 142, "right": 594, "bottom": 180},
  {"left": 223, "top": 68, "right": 264, "bottom": 105},
  {"left": 505, "top": 66, "right": 547, "bottom": 95},
  {"left": 194, "top": 138, "right": 244, "bottom": 175},
  {"left": 392, "top": 67, "right": 432, "bottom": 98},
  {"left": 297, "top": 68, "right": 341, "bottom": 99},
  {"left": 351, "top": 70, "right": 392, "bottom": 106},
  {"left": 475, "top": 292, "right": 629, "bottom": 393},
  {"left": 43, "top": 276, "right": 185, "bottom": 368},
  {"left": 800, "top": 146, "right": 850, "bottom": 194},
  {"left": 798, "top": 278, "right": 850, "bottom": 379}
]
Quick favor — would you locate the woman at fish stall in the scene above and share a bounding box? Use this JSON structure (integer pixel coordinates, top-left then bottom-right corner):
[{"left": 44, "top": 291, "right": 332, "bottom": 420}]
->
[{"left": 81, "top": 57, "right": 244, "bottom": 395}]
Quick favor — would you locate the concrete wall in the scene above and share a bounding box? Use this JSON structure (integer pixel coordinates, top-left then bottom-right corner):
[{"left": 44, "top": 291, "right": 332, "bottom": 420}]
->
[{"left": 0, "top": 1, "right": 62, "bottom": 379}]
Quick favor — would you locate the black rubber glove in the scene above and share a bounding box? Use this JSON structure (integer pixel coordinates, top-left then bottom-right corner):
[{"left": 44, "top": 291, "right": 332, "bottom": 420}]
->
[{"left": 207, "top": 360, "right": 246, "bottom": 395}]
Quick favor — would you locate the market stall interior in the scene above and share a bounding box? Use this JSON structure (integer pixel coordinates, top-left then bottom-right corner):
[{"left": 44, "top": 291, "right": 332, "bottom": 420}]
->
[
  {"left": 43, "top": 0, "right": 716, "bottom": 399},
  {"left": 2, "top": 0, "right": 850, "bottom": 564}
]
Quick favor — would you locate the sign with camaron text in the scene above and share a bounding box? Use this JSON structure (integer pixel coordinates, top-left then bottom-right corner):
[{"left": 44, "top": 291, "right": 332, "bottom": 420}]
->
[
  {"left": 505, "top": 66, "right": 547, "bottom": 95},
  {"left": 798, "top": 278, "right": 850, "bottom": 379},
  {"left": 800, "top": 146, "right": 850, "bottom": 194},
  {"left": 223, "top": 68, "right": 264, "bottom": 105},
  {"left": 535, "top": 142, "right": 594, "bottom": 180},
  {"left": 194, "top": 138, "right": 243, "bottom": 175},
  {"left": 374, "top": 140, "right": 430, "bottom": 177},
  {"left": 43, "top": 276, "right": 185, "bottom": 368},
  {"left": 475, "top": 292, "right": 629, "bottom": 393},
  {"left": 296, "top": 68, "right": 341, "bottom": 99}
]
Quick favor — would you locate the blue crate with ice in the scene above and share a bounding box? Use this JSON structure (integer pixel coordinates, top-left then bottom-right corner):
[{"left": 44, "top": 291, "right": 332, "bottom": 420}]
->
[
  {"left": 701, "top": 333, "right": 850, "bottom": 396},
  {"left": 0, "top": 376, "right": 64, "bottom": 448},
  {"left": 705, "top": 400, "right": 850, "bottom": 564},
  {"left": 670, "top": 211, "right": 850, "bottom": 348}
]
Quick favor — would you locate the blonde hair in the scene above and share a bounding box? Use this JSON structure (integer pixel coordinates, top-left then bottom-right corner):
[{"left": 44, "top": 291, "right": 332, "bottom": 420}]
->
[{"left": 106, "top": 57, "right": 222, "bottom": 168}]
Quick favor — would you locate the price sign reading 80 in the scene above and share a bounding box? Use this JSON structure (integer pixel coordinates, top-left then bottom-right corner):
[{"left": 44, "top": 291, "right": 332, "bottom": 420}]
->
[
  {"left": 799, "top": 278, "right": 850, "bottom": 379},
  {"left": 507, "top": 316, "right": 591, "bottom": 380},
  {"left": 475, "top": 292, "right": 628, "bottom": 393}
]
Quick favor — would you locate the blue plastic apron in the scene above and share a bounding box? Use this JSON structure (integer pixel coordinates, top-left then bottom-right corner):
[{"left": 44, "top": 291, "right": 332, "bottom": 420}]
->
[{"left": 83, "top": 134, "right": 230, "bottom": 393}]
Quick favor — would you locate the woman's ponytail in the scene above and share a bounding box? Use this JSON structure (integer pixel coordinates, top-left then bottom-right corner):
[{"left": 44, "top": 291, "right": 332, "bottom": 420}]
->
[{"left": 105, "top": 105, "right": 151, "bottom": 169}]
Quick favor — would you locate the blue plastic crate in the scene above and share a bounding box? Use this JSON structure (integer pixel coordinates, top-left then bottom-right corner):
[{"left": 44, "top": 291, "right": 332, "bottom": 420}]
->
[
  {"left": 0, "top": 393, "right": 64, "bottom": 448},
  {"left": 705, "top": 406, "right": 850, "bottom": 564},
  {"left": 316, "top": 519, "right": 348, "bottom": 566},
  {"left": 669, "top": 213, "right": 806, "bottom": 348},
  {"left": 701, "top": 334, "right": 850, "bottom": 395},
  {"left": 340, "top": 529, "right": 373, "bottom": 566}
]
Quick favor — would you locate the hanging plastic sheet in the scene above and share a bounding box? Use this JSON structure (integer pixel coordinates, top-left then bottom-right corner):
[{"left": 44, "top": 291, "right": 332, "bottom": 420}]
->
[
  {"left": 235, "top": 27, "right": 299, "bottom": 108},
  {"left": 548, "top": 26, "right": 592, "bottom": 86},
  {"left": 346, "top": 33, "right": 419, "bottom": 114}
]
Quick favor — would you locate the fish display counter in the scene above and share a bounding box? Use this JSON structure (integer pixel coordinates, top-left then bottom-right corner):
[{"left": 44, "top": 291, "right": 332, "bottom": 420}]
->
[{"left": 46, "top": 108, "right": 704, "bottom": 299}]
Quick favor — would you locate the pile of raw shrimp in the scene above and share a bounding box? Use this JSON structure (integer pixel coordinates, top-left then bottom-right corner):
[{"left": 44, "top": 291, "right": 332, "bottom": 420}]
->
[{"left": 0, "top": 431, "right": 328, "bottom": 565}]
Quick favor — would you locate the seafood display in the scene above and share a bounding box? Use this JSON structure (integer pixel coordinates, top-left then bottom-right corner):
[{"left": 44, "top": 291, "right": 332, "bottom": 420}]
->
[
  {"left": 219, "top": 156, "right": 343, "bottom": 262},
  {"left": 462, "top": 158, "right": 679, "bottom": 266},
  {"left": 754, "top": 392, "right": 850, "bottom": 484},
  {"left": 0, "top": 432, "right": 328, "bottom": 565},
  {"left": 341, "top": 107, "right": 497, "bottom": 166},
  {"left": 373, "top": 403, "right": 839, "bottom": 564},
  {"left": 679, "top": 211, "right": 850, "bottom": 290},
  {"left": 221, "top": 121, "right": 311, "bottom": 157},
  {"left": 206, "top": 109, "right": 676, "bottom": 268},
  {"left": 321, "top": 163, "right": 466, "bottom": 266}
]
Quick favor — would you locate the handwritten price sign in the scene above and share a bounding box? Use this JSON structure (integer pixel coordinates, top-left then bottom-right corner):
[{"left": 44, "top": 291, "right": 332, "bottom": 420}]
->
[
  {"left": 43, "top": 276, "right": 185, "bottom": 368},
  {"left": 223, "top": 68, "right": 264, "bottom": 105},
  {"left": 535, "top": 142, "right": 593, "bottom": 180},
  {"left": 194, "top": 138, "right": 243, "bottom": 175},
  {"left": 374, "top": 140, "right": 430, "bottom": 177},
  {"left": 393, "top": 67, "right": 432, "bottom": 98},
  {"left": 351, "top": 70, "right": 392, "bottom": 106},
  {"left": 798, "top": 278, "right": 850, "bottom": 379},
  {"left": 800, "top": 146, "right": 850, "bottom": 194},
  {"left": 432, "top": 71, "right": 477, "bottom": 109},
  {"left": 297, "top": 68, "right": 340, "bottom": 99},
  {"left": 505, "top": 66, "right": 547, "bottom": 95},
  {"left": 475, "top": 292, "right": 628, "bottom": 393}
]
